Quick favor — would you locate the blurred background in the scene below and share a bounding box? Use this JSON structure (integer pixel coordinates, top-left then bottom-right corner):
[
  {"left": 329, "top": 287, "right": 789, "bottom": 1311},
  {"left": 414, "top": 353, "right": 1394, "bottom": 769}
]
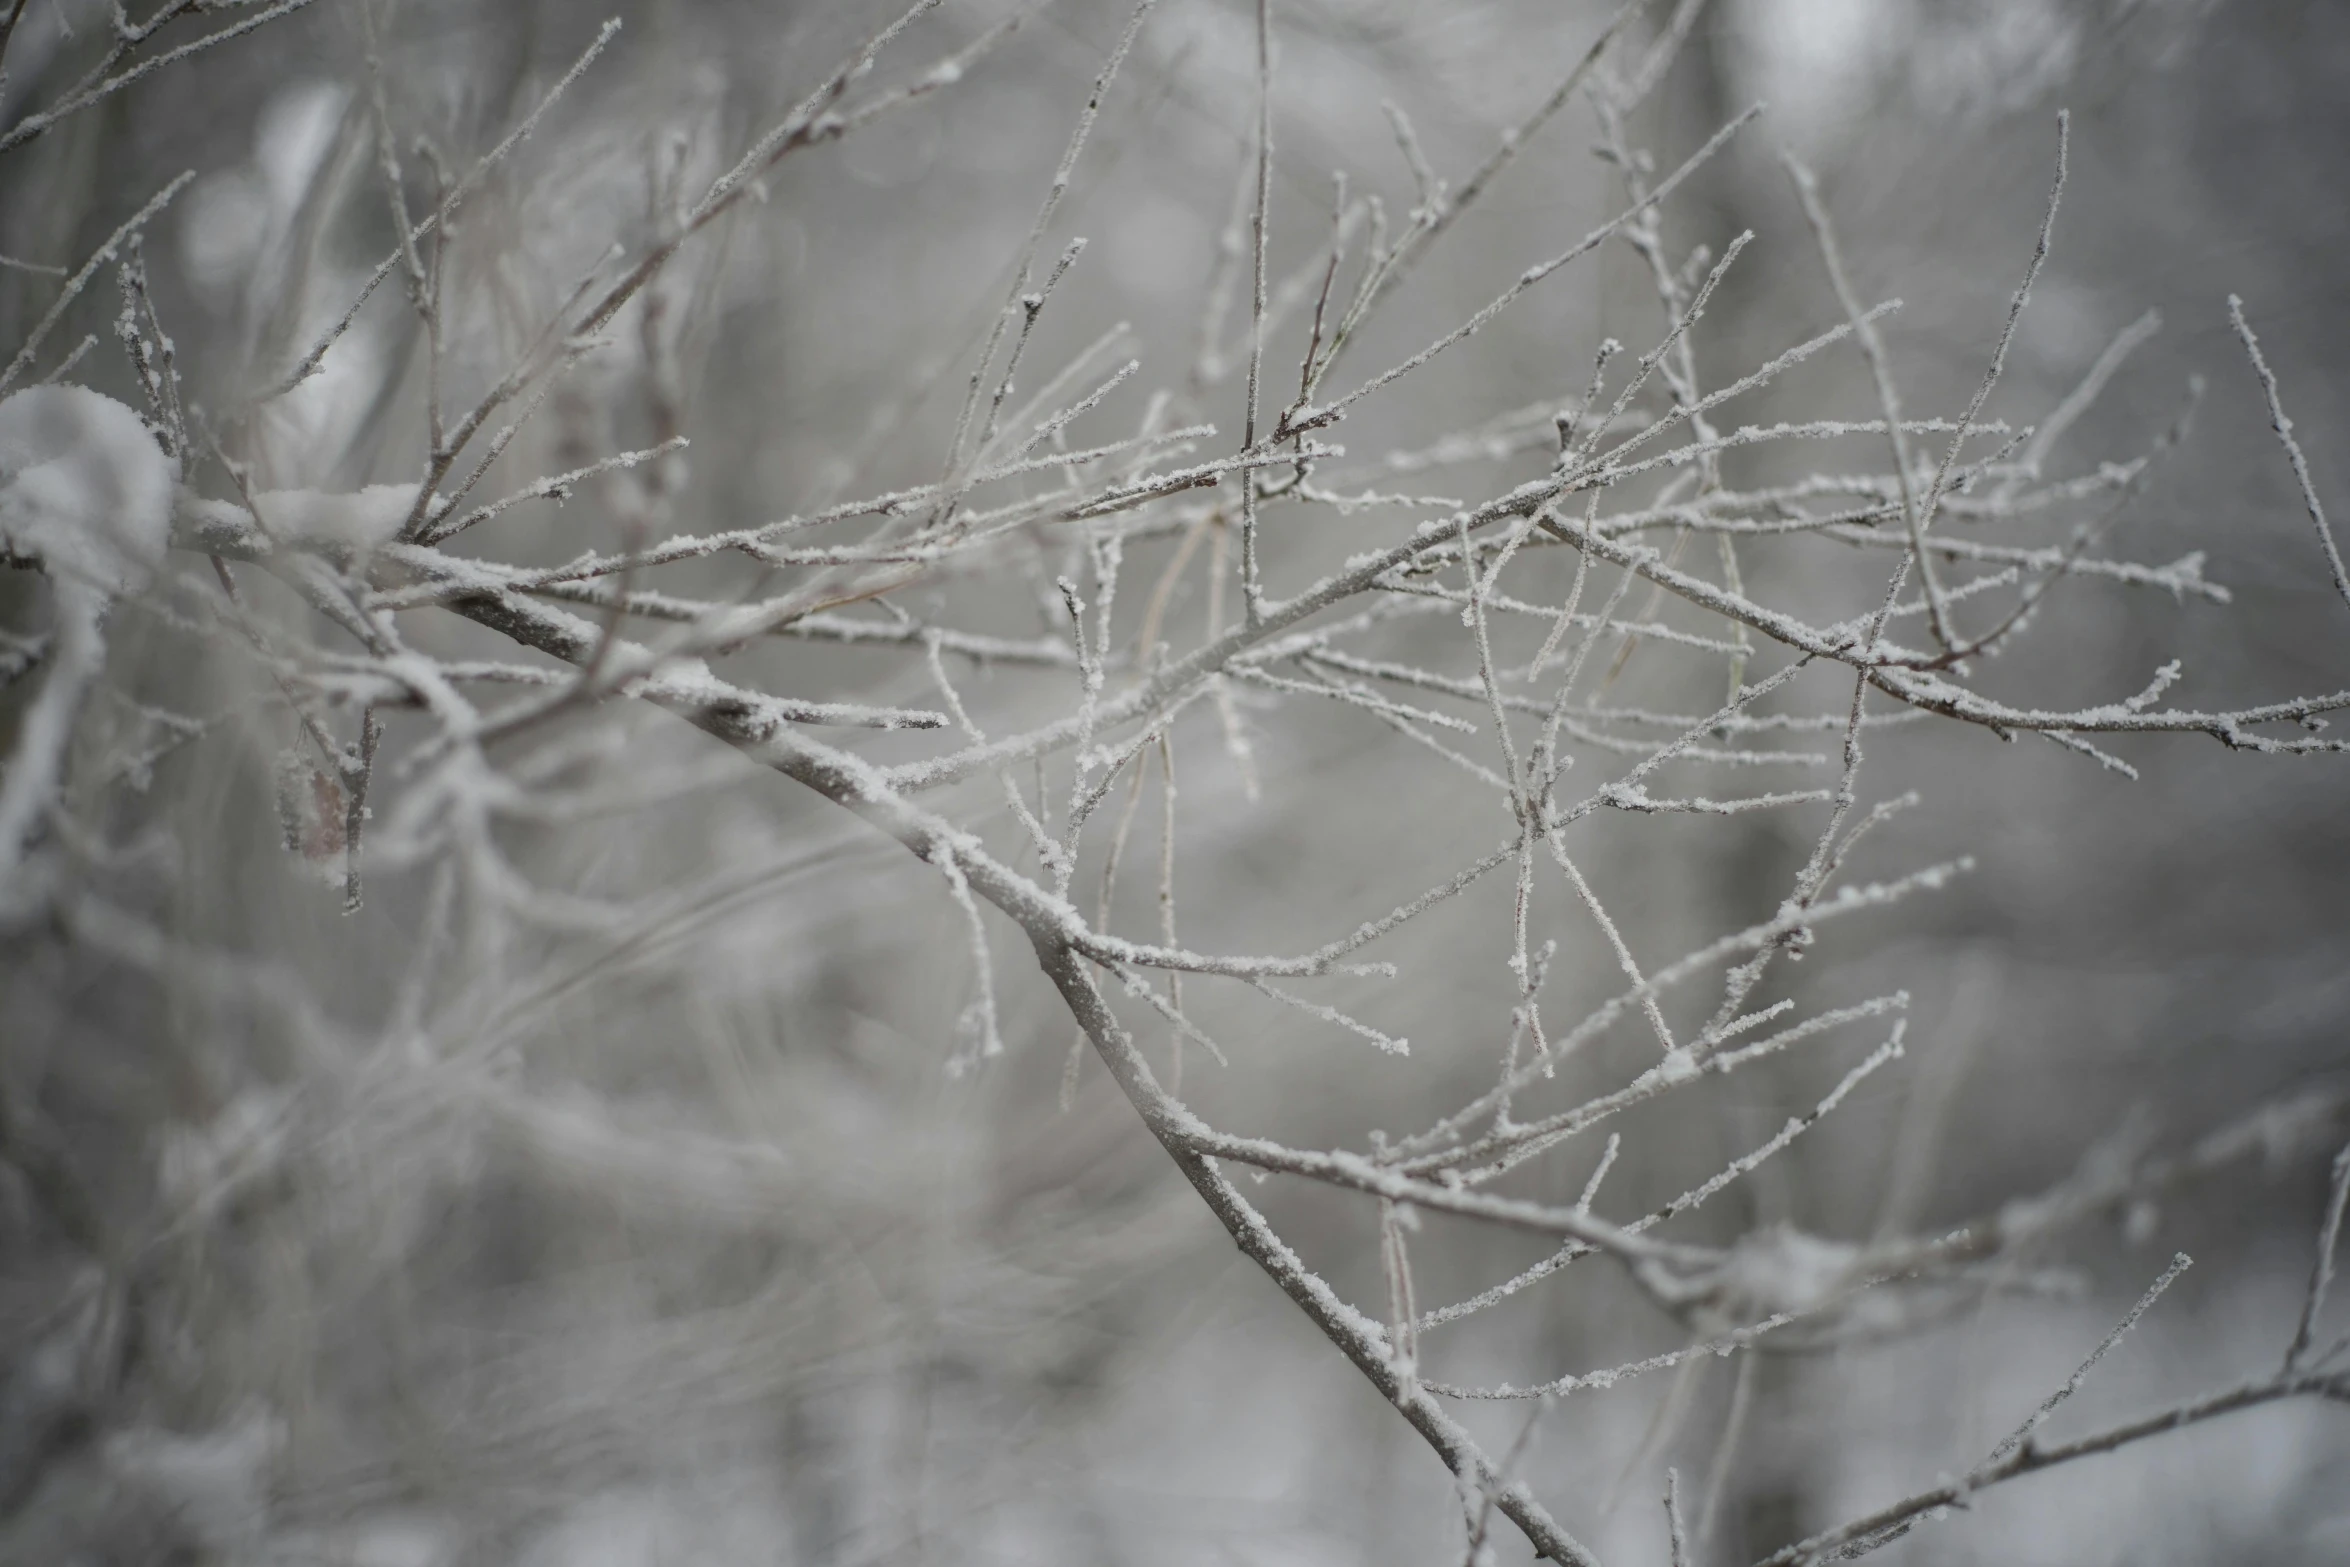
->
[{"left": 1, "top": 0, "right": 2346, "bottom": 1562}]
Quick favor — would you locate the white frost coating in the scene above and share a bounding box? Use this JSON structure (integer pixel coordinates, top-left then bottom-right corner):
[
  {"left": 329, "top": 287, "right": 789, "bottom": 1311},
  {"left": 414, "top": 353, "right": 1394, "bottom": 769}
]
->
[
  {"left": 250, "top": 481, "right": 422, "bottom": 555},
  {"left": 0, "top": 384, "right": 175, "bottom": 597}
]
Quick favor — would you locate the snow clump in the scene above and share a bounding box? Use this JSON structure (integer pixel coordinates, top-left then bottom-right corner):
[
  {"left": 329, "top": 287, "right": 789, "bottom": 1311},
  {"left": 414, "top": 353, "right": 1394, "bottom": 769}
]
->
[{"left": 0, "top": 385, "right": 175, "bottom": 601}]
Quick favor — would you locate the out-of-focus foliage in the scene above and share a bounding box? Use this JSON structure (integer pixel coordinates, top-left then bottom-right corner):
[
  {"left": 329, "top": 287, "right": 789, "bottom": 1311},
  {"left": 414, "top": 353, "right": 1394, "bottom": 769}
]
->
[{"left": 1, "top": 2, "right": 2346, "bottom": 1564}]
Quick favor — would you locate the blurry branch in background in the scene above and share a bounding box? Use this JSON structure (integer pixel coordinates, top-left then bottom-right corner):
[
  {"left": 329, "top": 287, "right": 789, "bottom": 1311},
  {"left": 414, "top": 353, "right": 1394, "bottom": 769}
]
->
[
  {"left": 1, "top": 0, "right": 2347, "bottom": 1563},
  {"left": 1762, "top": 1174, "right": 2350, "bottom": 1566}
]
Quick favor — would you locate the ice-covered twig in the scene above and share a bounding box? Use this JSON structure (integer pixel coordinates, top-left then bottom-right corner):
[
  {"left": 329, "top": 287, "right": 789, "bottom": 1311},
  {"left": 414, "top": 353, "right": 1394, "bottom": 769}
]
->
[
  {"left": 2231, "top": 294, "right": 2350, "bottom": 613},
  {"left": 1784, "top": 152, "right": 1940, "bottom": 649},
  {"left": 0, "top": 0, "right": 321, "bottom": 158},
  {"left": 1985, "top": 1251, "right": 2192, "bottom": 1467}
]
